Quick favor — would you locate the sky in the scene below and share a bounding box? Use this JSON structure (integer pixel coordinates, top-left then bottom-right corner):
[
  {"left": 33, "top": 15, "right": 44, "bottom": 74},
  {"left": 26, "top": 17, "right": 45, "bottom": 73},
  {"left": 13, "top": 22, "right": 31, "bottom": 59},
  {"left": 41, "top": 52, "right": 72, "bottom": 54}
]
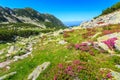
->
[{"left": 0, "top": 0, "right": 120, "bottom": 22}]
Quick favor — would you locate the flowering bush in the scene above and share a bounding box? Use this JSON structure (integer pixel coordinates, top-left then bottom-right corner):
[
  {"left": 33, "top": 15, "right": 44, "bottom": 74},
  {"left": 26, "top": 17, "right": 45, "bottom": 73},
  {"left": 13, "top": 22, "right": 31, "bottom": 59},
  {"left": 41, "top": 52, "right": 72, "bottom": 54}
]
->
[
  {"left": 82, "top": 32, "right": 95, "bottom": 39},
  {"left": 99, "top": 69, "right": 113, "bottom": 79},
  {"left": 63, "top": 33, "right": 70, "bottom": 38},
  {"left": 53, "top": 60, "right": 85, "bottom": 80},
  {"left": 75, "top": 44, "right": 80, "bottom": 50},
  {"left": 82, "top": 28, "right": 97, "bottom": 39},
  {"left": 75, "top": 43, "right": 89, "bottom": 51},
  {"left": 74, "top": 43, "right": 95, "bottom": 56},
  {"left": 63, "top": 30, "right": 74, "bottom": 38},
  {"left": 102, "top": 37, "right": 117, "bottom": 50},
  {"left": 102, "top": 30, "right": 120, "bottom": 35}
]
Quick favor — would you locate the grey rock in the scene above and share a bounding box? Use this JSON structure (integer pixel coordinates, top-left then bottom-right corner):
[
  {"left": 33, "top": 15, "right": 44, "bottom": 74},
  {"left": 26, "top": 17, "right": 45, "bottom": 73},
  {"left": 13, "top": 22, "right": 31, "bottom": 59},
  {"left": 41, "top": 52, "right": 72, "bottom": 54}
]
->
[
  {"left": 80, "top": 10, "right": 120, "bottom": 28},
  {"left": 28, "top": 62, "right": 50, "bottom": 80},
  {"left": 0, "top": 50, "right": 4, "bottom": 55},
  {"left": 58, "top": 40, "right": 67, "bottom": 45},
  {"left": 8, "top": 46, "right": 15, "bottom": 54},
  {"left": 0, "top": 60, "right": 13, "bottom": 68},
  {"left": 115, "top": 65, "right": 120, "bottom": 69}
]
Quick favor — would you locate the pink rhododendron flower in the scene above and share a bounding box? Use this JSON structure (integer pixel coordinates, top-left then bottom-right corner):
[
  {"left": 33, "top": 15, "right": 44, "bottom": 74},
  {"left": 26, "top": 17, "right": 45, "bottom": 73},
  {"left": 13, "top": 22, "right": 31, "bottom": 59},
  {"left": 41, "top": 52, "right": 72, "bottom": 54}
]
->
[
  {"left": 89, "top": 50, "right": 94, "bottom": 56},
  {"left": 103, "top": 37, "right": 117, "bottom": 50},
  {"left": 67, "top": 71, "right": 74, "bottom": 76},
  {"left": 80, "top": 43, "right": 88, "bottom": 46},
  {"left": 106, "top": 73, "right": 112, "bottom": 78},
  {"left": 58, "top": 63, "right": 63, "bottom": 69},
  {"left": 54, "top": 75, "right": 57, "bottom": 80},
  {"left": 73, "top": 60, "right": 81, "bottom": 65},
  {"left": 77, "top": 66, "right": 83, "bottom": 72},
  {"left": 75, "top": 44, "right": 80, "bottom": 49},
  {"left": 66, "top": 66, "right": 72, "bottom": 71}
]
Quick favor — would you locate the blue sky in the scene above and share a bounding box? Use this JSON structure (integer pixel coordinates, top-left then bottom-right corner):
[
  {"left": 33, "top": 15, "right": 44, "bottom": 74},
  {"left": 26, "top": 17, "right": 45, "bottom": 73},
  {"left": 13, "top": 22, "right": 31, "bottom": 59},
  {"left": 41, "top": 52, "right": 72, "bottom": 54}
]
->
[{"left": 0, "top": 0, "right": 119, "bottom": 22}]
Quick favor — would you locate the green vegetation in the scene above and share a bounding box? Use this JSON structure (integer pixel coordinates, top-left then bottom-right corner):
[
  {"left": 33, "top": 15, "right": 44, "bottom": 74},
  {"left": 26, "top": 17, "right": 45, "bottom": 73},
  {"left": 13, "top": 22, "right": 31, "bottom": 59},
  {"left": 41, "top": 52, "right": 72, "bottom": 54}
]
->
[
  {"left": 0, "top": 23, "right": 55, "bottom": 41},
  {"left": 102, "top": 2, "right": 120, "bottom": 15},
  {"left": 0, "top": 25, "right": 120, "bottom": 80}
]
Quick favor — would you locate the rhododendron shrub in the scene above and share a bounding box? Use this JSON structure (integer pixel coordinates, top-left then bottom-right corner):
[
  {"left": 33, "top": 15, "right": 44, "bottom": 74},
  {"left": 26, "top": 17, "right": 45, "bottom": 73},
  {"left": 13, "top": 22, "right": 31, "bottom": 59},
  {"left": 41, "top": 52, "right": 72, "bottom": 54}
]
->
[
  {"left": 82, "top": 32, "right": 95, "bottom": 39},
  {"left": 63, "top": 33, "right": 70, "bottom": 38},
  {"left": 74, "top": 43, "right": 95, "bottom": 56},
  {"left": 75, "top": 43, "right": 90, "bottom": 51},
  {"left": 102, "top": 37, "right": 117, "bottom": 50},
  {"left": 102, "top": 30, "right": 120, "bottom": 35},
  {"left": 63, "top": 30, "right": 74, "bottom": 38},
  {"left": 82, "top": 28, "right": 97, "bottom": 39},
  {"left": 99, "top": 69, "right": 113, "bottom": 79},
  {"left": 53, "top": 60, "right": 85, "bottom": 80}
]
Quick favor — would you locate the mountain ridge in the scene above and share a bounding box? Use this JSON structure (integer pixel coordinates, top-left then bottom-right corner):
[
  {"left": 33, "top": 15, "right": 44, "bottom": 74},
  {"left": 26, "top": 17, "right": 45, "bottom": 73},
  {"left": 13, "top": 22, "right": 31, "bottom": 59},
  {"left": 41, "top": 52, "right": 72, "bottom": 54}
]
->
[{"left": 0, "top": 6, "right": 65, "bottom": 28}]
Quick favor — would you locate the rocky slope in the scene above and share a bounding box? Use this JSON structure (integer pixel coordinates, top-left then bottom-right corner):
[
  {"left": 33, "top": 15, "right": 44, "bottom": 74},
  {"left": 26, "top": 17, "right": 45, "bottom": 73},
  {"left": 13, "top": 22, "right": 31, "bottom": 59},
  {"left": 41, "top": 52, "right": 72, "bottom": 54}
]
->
[
  {"left": 80, "top": 2, "right": 120, "bottom": 28},
  {"left": 0, "top": 6, "right": 65, "bottom": 28},
  {"left": 80, "top": 10, "right": 120, "bottom": 28}
]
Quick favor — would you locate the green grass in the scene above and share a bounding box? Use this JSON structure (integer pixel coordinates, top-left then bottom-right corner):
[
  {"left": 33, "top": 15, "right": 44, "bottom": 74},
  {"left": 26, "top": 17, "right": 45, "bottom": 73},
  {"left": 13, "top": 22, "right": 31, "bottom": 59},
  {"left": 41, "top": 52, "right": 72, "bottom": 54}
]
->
[
  {"left": 0, "top": 43, "right": 8, "bottom": 50},
  {"left": 0, "top": 28, "right": 120, "bottom": 80}
]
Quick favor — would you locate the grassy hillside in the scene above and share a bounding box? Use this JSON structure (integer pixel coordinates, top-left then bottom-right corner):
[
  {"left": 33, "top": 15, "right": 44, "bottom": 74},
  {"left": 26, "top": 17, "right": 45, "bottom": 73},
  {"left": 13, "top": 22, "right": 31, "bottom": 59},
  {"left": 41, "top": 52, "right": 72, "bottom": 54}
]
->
[{"left": 0, "top": 24, "right": 120, "bottom": 80}]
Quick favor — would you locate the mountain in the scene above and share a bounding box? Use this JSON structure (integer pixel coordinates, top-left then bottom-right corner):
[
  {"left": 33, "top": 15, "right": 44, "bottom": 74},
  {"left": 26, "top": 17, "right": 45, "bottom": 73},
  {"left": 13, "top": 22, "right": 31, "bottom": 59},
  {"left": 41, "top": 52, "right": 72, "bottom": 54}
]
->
[
  {"left": 0, "top": 6, "right": 65, "bottom": 28},
  {"left": 80, "top": 2, "right": 120, "bottom": 28}
]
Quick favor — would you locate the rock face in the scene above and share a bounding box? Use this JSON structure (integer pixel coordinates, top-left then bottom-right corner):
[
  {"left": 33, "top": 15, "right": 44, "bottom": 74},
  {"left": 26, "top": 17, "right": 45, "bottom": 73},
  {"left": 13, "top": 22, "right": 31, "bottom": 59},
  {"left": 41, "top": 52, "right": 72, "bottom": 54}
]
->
[
  {"left": 0, "top": 6, "right": 65, "bottom": 28},
  {"left": 80, "top": 10, "right": 120, "bottom": 28},
  {"left": 28, "top": 62, "right": 50, "bottom": 80},
  {"left": 0, "top": 60, "right": 13, "bottom": 68}
]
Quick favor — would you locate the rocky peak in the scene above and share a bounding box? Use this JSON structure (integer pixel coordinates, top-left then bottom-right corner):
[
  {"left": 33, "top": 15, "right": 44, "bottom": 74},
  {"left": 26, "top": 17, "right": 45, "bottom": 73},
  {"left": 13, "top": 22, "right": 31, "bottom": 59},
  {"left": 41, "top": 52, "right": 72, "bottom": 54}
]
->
[{"left": 0, "top": 6, "right": 65, "bottom": 28}]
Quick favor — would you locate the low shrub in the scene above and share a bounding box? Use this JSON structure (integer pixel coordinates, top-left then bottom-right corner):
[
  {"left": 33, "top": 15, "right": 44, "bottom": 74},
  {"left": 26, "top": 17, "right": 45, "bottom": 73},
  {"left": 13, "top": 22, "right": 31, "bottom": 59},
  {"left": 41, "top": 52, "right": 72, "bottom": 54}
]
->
[
  {"left": 53, "top": 60, "right": 86, "bottom": 80},
  {"left": 99, "top": 69, "right": 113, "bottom": 79},
  {"left": 0, "top": 29, "right": 53, "bottom": 41},
  {"left": 74, "top": 43, "right": 95, "bottom": 56}
]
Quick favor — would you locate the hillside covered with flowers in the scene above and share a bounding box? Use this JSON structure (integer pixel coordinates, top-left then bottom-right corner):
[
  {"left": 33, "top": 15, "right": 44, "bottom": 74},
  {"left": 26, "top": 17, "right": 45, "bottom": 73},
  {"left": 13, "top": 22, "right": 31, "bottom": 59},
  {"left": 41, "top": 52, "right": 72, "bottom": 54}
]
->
[{"left": 1, "top": 1, "right": 120, "bottom": 80}]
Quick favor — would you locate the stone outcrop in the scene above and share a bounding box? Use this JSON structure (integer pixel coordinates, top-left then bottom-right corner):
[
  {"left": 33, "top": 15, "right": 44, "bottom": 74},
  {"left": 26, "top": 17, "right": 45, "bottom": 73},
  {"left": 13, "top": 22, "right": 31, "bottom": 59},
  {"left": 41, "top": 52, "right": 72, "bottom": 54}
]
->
[
  {"left": 80, "top": 10, "right": 120, "bottom": 28},
  {"left": 28, "top": 62, "right": 50, "bottom": 80}
]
